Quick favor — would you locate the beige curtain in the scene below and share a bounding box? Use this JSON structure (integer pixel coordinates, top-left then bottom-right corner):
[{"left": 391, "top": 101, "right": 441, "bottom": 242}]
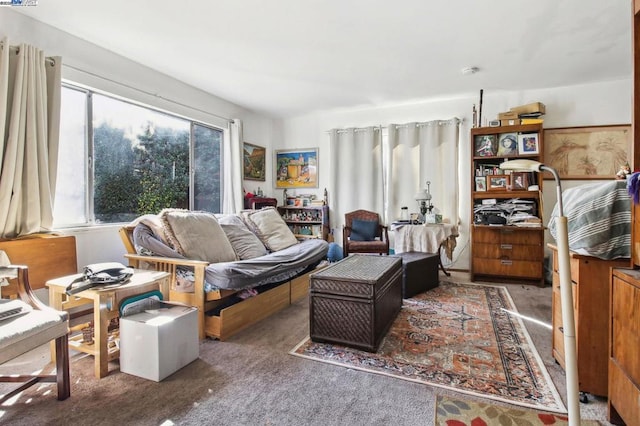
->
[
  {"left": 0, "top": 38, "right": 62, "bottom": 238},
  {"left": 386, "top": 119, "right": 460, "bottom": 226},
  {"left": 328, "top": 127, "right": 384, "bottom": 244},
  {"left": 222, "top": 118, "right": 244, "bottom": 213}
]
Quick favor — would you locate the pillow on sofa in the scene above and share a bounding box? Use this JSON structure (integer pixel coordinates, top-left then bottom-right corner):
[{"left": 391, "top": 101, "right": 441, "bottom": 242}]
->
[
  {"left": 218, "top": 215, "right": 268, "bottom": 260},
  {"left": 350, "top": 219, "right": 378, "bottom": 241},
  {"left": 241, "top": 207, "right": 298, "bottom": 252},
  {"left": 159, "top": 209, "right": 237, "bottom": 263}
]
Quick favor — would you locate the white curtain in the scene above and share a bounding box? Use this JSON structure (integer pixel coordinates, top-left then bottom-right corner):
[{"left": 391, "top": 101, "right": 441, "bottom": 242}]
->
[
  {"left": 328, "top": 127, "right": 384, "bottom": 243},
  {"left": 386, "top": 119, "right": 460, "bottom": 226},
  {"left": 0, "top": 39, "right": 62, "bottom": 238},
  {"left": 222, "top": 118, "right": 244, "bottom": 213}
]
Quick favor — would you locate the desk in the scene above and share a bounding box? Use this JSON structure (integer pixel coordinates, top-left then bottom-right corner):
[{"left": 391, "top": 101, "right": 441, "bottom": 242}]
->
[
  {"left": 391, "top": 223, "right": 458, "bottom": 275},
  {"left": 47, "top": 270, "right": 170, "bottom": 378}
]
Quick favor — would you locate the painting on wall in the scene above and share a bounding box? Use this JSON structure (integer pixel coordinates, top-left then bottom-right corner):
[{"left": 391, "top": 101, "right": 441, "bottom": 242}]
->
[
  {"left": 243, "top": 142, "right": 266, "bottom": 181},
  {"left": 275, "top": 148, "right": 318, "bottom": 188},
  {"left": 543, "top": 125, "right": 632, "bottom": 179}
]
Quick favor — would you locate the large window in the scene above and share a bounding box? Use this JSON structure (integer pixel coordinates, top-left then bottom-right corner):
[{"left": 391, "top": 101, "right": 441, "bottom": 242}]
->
[{"left": 54, "top": 85, "right": 223, "bottom": 227}]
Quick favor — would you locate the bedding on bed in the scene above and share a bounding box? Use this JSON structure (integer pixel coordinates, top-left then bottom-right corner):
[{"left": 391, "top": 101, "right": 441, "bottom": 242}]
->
[{"left": 548, "top": 180, "right": 630, "bottom": 260}]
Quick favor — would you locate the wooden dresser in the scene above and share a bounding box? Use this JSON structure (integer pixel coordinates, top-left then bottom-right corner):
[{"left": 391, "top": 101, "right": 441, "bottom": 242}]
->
[
  {"left": 548, "top": 244, "right": 629, "bottom": 397},
  {"left": 609, "top": 1, "right": 640, "bottom": 423},
  {"left": 608, "top": 268, "right": 640, "bottom": 425}
]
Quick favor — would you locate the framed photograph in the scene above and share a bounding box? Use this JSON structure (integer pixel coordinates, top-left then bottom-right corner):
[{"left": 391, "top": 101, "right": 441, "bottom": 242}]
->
[
  {"left": 517, "top": 133, "right": 539, "bottom": 155},
  {"left": 475, "top": 176, "right": 487, "bottom": 192},
  {"left": 543, "top": 125, "right": 632, "bottom": 179},
  {"left": 474, "top": 135, "right": 497, "bottom": 157},
  {"left": 275, "top": 148, "right": 319, "bottom": 189},
  {"left": 243, "top": 142, "right": 266, "bottom": 181},
  {"left": 487, "top": 174, "right": 509, "bottom": 191},
  {"left": 497, "top": 133, "right": 518, "bottom": 156},
  {"left": 511, "top": 172, "right": 529, "bottom": 190}
]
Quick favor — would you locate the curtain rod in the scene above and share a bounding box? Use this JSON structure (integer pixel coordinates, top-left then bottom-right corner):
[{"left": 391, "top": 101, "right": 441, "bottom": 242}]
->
[
  {"left": 0, "top": 41, "right": 56, "bottom": 66},
  {"left": 62, "top": 63, "right": 234, "bottom": 124},
  {"left": 326, "top": 118, "right": 462, "bottom": 134}
]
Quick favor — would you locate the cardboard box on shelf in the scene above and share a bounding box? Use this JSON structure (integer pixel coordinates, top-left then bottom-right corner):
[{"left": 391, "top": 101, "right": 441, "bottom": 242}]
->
[
  {"left": 500, "top": 119, "right": 520, "bottom": 126},
  {"left": 497, "top": 111, "right": 519, "bottom": 120},
  {"left": 120, "top": 302, "right": 199, "bottom": 382},
  {"left": 510, "top": 102, "right": 546, "bottom": 116}
]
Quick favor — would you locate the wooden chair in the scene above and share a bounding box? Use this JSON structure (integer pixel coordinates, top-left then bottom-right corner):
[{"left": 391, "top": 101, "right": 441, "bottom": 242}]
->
[
  {"left": 343, "top": 210, "right": 389, "bottom": 256},
  {"left": 0, "top": 265, "right": 70, "bottom": 403}
]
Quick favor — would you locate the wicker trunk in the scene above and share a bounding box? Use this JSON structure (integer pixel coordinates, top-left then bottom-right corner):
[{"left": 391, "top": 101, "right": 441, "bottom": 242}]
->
[{"left": 309, "top": 255, "right": 402, "bottom": 352}]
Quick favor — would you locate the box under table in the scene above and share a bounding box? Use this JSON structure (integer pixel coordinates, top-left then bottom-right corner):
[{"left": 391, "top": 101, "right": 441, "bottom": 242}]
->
[{"left": 309, "top": 254, "right": 402, "bottom": 352}]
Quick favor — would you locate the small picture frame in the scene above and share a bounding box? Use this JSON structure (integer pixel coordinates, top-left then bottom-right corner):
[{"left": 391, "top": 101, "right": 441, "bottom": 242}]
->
[
  {"left": 474, "top": 135, "right": 497, "bottom": 157},
  {"left": 497, "top": 133, "right": 518, "bottom": 156},
  {"left": 487, "top": 174, "right": 510, "bottom": 191},
  {"left": 511, "top": 172, "right": 529, "bottom": 190},
  {"left": 517, "top": 133, "right": 540, "bottom": 155},
  {"left": 475, "top": 176, "right": 487, "bottom": 192}
]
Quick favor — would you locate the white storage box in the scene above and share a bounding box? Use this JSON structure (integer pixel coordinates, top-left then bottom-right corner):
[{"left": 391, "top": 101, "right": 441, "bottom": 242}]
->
[{"left": 119, "top": 302, "right": 198, "bottom": 381}]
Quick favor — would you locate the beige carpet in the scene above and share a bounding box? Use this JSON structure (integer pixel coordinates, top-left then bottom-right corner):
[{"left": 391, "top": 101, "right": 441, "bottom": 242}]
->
[{"left": 0, "top": 272, "right": 612, "bottom": 425}]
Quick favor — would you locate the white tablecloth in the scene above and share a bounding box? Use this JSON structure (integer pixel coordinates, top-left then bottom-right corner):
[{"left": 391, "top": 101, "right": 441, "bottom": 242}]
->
[{"left": 391, "top": 223, "right": 458, "bottom": 259}]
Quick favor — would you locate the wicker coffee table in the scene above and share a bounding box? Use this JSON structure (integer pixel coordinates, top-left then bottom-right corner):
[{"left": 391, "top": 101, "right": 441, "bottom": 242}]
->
[{"left": 309, "top": 254, "right": 402, "bottom": 352}]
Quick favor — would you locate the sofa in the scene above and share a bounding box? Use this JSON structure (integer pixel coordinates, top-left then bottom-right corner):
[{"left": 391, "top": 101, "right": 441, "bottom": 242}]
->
[{"left": 119, "top": 207, "right": 328, "bottom": 340}]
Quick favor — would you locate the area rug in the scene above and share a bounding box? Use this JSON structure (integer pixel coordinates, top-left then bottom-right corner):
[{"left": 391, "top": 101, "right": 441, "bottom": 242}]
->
[
  {"left": 435, "top": 395, "right": 598, "bottom": 425},
  {"left": 291, "top": 282, "right": 566, "bottom": 413}
]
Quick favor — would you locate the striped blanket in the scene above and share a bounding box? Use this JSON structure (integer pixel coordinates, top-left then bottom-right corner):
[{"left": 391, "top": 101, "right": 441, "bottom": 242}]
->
[{"left": 548, "top": 180, "right": 630, "bottom": 260}]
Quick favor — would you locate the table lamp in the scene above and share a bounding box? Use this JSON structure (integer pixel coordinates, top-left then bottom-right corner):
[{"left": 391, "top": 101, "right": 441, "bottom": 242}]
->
[
  {"left": 499, "top": 159, "right": 580, "bottom": 425},
  {"left": 415, "top": 181, "right": 433, "bottom": 223}
]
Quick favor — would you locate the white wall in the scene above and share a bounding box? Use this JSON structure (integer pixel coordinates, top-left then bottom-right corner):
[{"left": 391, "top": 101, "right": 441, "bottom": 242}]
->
[
  {"left": 280, "top": 79, "right": 632, "bottom": 271},
  {"left": 0, "top": 9, "right": 280, "bottom": 268}
]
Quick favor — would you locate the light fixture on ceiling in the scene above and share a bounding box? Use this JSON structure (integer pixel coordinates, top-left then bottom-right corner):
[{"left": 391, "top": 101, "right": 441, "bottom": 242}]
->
[{"left": 461, "top": 66, "right": 479, "bottom": 75}]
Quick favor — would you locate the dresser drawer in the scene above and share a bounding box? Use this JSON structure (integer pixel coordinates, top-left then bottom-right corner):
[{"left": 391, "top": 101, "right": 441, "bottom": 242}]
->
[
  {"left": 473, "top": 226, "right": 543, "bottom": 245},
  {"left": 472, "top": 258, "right": 542, "bottom": 279},
  {"left": 474, "top": 242, "right": 543, "bottom": 261}
]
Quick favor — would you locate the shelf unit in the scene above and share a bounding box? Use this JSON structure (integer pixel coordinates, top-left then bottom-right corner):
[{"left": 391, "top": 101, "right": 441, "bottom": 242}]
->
[
  {"left": 277, "top": 204, "right": 330, "bottom": 241},
  {"left": 470, "top": 123, "right": 545, "bottom": 286}
]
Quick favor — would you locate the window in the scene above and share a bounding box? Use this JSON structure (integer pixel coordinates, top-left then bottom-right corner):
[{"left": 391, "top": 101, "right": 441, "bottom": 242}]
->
[{"left": 54, "top": 84, "right": 224, "bottom": 227}]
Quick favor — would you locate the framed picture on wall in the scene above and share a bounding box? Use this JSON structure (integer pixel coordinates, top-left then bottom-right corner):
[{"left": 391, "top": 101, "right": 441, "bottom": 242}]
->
[
  {"left": 543, "top": 125, "right": 632, "bottom": 179},
  {"left": 275, "top": 148, "right": 319, "bottom": 189},
  {"left": 243, "top": 142, "right": 266, "bottom": 181}
]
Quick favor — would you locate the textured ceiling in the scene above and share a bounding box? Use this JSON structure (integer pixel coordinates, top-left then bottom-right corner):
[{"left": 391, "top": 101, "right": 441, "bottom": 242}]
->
[{"left": 13, "top": 0, "right": 632, "bottom": 118}]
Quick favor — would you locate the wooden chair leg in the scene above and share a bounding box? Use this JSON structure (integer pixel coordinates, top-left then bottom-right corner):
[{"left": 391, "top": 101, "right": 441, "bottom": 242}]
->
[{"left": 55, "top": 335, "right": 70, "bottom": 400}]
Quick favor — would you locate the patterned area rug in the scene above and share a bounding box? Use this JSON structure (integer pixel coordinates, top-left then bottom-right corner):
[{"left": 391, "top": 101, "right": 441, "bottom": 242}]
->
[
  {"left": 435, "top": 396, "right": 598, "bottom": 425},
  {"left": 291, "top": 282, "right": 566, "bottom": 413}
]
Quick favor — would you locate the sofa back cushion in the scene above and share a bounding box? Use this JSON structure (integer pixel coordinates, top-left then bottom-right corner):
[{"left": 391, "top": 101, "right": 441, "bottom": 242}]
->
[
  {"left": 218, "top": 215, "right": 268, "bottom": 260},
  {"left": 159, "top": 209, "right": 237, "bottom": 263},
  {"left": 241, "top": 207, "right": 298, "bottom": 252}
]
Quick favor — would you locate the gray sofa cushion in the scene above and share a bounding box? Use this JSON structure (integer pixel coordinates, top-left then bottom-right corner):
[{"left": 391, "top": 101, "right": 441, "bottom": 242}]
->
[
  {"left": 241, "top": 207, "right": 298, "bottom": 252},
  {"left": 218, "top": 215, "right": 268, "bottom": 260},
  {"left": 160, "top": 209, "right": 237, "bottom": 263}
]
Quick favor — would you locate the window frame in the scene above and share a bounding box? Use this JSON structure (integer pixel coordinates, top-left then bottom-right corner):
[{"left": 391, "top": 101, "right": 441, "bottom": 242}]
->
[{"left": 56, "top": 81, "right": 226, "bottom": 229}]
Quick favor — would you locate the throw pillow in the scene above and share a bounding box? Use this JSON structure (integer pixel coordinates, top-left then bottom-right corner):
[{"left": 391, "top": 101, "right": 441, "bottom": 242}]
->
[
  {"left": 218, "top": 215, "right": 268, "bottom": 260},
  {"left": 350, "top": 219, "right": 378, "bottom": 241},
  {"left": 241, "top": 207, "right": 298, "bottom": 252},
  {"left": 159, "top": 209, "right": 237, "bottom": 263}
]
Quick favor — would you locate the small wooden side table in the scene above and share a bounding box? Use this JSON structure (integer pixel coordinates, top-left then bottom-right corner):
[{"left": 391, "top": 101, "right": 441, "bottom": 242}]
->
[{"left": 46, "top": 269, "right": 170, "bottom": 379}]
